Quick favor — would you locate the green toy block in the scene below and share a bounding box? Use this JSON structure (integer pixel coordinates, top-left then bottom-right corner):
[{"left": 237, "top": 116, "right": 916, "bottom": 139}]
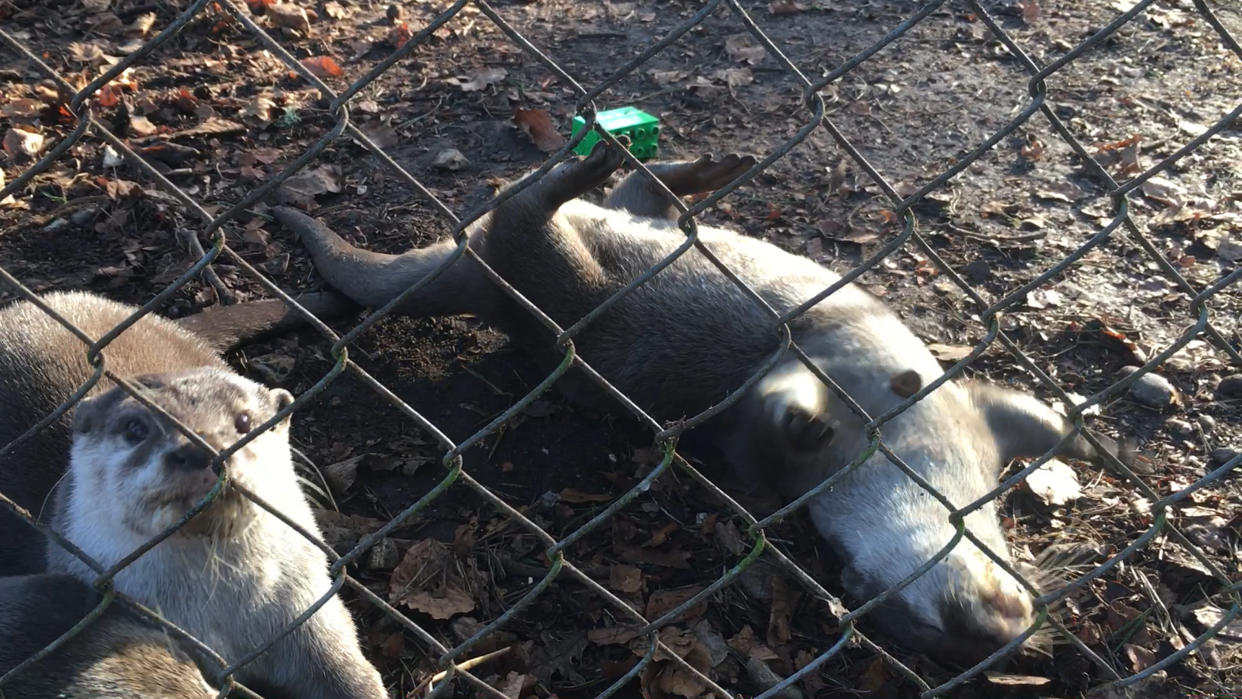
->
[{"left": 570, "top": 106, "right": 660, "bottom": 161}]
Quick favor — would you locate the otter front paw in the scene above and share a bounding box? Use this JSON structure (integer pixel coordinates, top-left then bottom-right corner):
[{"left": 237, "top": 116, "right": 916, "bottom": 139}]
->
[
  {"left": 677, "top": 153, "right": 756, "bottom": 193},
  {"left": 544, "top": 139, "right": 628, "bottom": 203},
  {"left": 777, "top": 403, "right": 836, "bottom": 453}
]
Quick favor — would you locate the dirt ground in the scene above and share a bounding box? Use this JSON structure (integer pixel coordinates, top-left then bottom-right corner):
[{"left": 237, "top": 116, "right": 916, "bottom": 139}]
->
[{"left": 1, "top": 0, "right": 1240, "bottom": 697}]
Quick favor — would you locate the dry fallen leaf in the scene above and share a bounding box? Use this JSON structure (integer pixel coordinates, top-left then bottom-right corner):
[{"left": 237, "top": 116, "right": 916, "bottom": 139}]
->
[
  {"left": 269, "top": 3, "right": 311, "bottom": 34},
  {"left": 128, "top": 115, "right": 158, "bottom": 137},
  {"left": 323, "top": 454, "right": 367, "bottom": 493},
  {"left": 358, "top": 122, "right": 399, "bottom": 150},
  {"left": 66, "top": 41, "right": 110, "bottom": 65},
  {"left": 858, "top": 656, "right": 890, "bottom": 692},
  {"left": 648, "top": 68, "right": 688, "bottom": 86},
  {"left": 1019, "top": 0, "right": 1040, "bottom": 25},
  {"left": 0, "top": 168, "right": 15, "bottom": 207},
  {"left": 1024, "top": 458, "right": 1082, "bottom": 506},
  {"left": 1019, "top": 138, "right": 1044, "bottom": 161},
  {"left": 312, "top": 509, "right": 383, "bottom": 552},
  {"left": 926, "top": 342, "right": 974, "bottom": 362},
  {"left": 386, "top": 21, "right": 414, "bottom": 47},
  {"left": 322, "top": 1, "right": 349, "bottom": 19},
  {"left": 300, "top": 55, "right": 343, "bottom": 79},
  {"left": 616, "top": 543, "right": 691, "bottom": 569},
  {"left": 497, "top": 671, "right": 529, "bottom": 699},
  {"left": 766, "top": 574, "right": 797, "bottom": 647},
  {"left": 1025, "top": 287, "right": 1063, "bottom": 309},
  {"left": 449, "top": 67, "right": 508, "bottom": 92},
  {"left": 432, "top": 148, "right": 468, "bottom": 171},
  {"left": 985, "top": 672, "right": 1052, "bottom": 688},
  {"left": 154, "top": 117, "right": 245, "bottom": 140},
  {"left": 1189, "top": 606, "right": 1242, "bottom": 642},
  {"left": 769, "top": 0, "right": 805, "bottom": 14},
  {"left": 1141, "top": 176, "right": 1184, "bottom": 208},
  {"left": 388, "top": 539, "right": 476, "bottom": 619},
  {"left": 724, "top": 34, "right": 766, "bottom": 64},
  {"left": 513, "top": 108, "right": 566, "bottom": 153},
  {"left": 3, "top": 128, "right": 45, "bottom": 160},
  {"left": 128, "top": 11, "right": 156, "bottom": 36},
  {"left": 588, "top": 626, "right": 640, "bottom": 646},
  {"left": 1124, "top": 643, "right": 1156, "bottom": 674},
  {"left": 1, "top": 98, "right": 46, "bottom": 121},
  {"left": 716, "top": 66, "right": 754, "bottom": 89},
  {"left": 400, "top": 585, "right": 475, "bottom": 620},
  {"left": 640, "top": 628, "right": 712, "bottom": 699},
  {"left": 559, "top": 487, "right": 613, "bottom": 503},
  {"left": 242, "top": 95, "right": 277, "bottom": 122},
  {"left": 276, "top": 163, "right": 342, "bottom": 209},
  {"left": 136, "top": 141, "right": 201, "bottom": 167},
  {"left": 608, "top": 563, "right": 644, "bottom": 594},
  {"left": 645, "top": 586, "right": 706, "bottom": 621},
  {"left": 727, "top": 625, "right": 778, "bottom": 661}
]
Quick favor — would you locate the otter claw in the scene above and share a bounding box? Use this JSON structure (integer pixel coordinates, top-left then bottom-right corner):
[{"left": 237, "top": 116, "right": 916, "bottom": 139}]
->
[{"left": 781, "top": 406, "right": 836, "bottom": 452}]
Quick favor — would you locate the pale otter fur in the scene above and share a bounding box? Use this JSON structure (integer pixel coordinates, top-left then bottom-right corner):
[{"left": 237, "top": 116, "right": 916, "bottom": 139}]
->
[
  {"left": 277, "top": 143, "right": 1132, "bottom": 665},
  {"left": 0, "top": 573, "right": 216, "bottom": 699},
  {"left": 0, "top": 292, "right": 383, "bottom": 698}
]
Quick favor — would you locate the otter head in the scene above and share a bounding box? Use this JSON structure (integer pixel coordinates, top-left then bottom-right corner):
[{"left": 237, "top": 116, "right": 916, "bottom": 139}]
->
[
  {"left": 69, "top": 368, "right": 295, "bottom": 539},
  {"left": 760, "top": 359, "right": 1126, "bottom": 667}
]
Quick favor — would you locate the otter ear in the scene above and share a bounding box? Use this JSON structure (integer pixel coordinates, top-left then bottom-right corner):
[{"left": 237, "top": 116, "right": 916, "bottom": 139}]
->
[
  {"left": 71, "top": 395, "right": 102, "bottom": 434},
  {"left": 966, "top": 381, "right": 1135, "bottom": 469},
  {"left": 889, "top": 369, "right": 922, "bottom": 398},
  {"left": 271, "top": 388, "right": 295, "bottom": 417}
]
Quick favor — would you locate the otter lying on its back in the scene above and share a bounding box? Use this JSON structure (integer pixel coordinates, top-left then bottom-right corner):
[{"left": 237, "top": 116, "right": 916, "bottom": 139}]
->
[
  {"left": 277, "top": 143, "right": 1133, "bottom": 665},
  {"left": 0, "top": 292, "right": 384, "bottom": 699}
]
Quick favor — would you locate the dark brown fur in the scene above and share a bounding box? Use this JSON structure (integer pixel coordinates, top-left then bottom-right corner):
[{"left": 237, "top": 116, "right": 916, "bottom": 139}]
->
[{"left": 0, "top": 574, "right": 214, "bottom": 699}]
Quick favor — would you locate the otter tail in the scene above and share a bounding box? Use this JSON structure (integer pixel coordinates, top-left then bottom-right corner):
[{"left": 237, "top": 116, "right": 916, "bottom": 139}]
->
[
  {"left": 271, "top": 206, "right": 487, "bottom": 319},
  {"left": 176, "top": 291, "right": 359, "bottom": 352},
  {"left": 967, "top": 381, "right": 1142, "bottom": 472}
]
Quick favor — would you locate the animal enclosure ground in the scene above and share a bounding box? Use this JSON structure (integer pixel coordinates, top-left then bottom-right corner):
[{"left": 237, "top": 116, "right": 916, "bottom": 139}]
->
[{"left": 0, "top": 0, "right": 1240, "bottom": 698}]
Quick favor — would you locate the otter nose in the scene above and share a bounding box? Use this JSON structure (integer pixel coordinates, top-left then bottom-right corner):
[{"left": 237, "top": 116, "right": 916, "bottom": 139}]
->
[
  {"left": 940, "top": 575, "right": 1034, "bottom": 665},
  {"left": 164, "top": 444, "right": 213, "bottom": 473}
]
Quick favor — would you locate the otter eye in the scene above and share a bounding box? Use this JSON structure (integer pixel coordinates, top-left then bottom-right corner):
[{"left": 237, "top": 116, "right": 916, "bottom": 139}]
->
[
  {"left": 122, "top": 418, "right": 149, "bottom": 445},
  {"left": 234, "top": 412, "right": 252, "bottom": 434}
]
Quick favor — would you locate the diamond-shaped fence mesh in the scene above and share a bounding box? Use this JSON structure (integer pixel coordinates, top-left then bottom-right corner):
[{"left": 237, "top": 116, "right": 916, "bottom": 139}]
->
[{"left": 0, "top": 0, "right": 1239, "bottom": 697}]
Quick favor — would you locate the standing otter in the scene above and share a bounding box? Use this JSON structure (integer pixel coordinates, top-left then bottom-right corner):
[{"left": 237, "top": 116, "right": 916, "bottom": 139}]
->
[
  {"left": 0, "top": 573, "right": 216, "bottom": 699},
  {"left": 0, "top": 292, "right": 383, "bottom": 698},
  {"left": 276, "top": 143, "right": 1131, "bottom": 665}
]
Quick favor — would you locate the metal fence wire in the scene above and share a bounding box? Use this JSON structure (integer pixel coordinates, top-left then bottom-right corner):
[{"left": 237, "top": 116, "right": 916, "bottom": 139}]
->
[{"left": 0, "top": 0, "right": 1239, "bottom": 697}]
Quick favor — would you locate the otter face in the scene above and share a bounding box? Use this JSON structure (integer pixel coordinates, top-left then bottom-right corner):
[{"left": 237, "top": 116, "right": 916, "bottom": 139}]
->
[
  {"left": 761, "top": 363, "right": 1037, "bottom": 667},
  {"left": 805, "top": 445, "right": 1034, "bottom": 667},
  {"left": 69, "top": 368, "right": 295, "bottom": 539}
]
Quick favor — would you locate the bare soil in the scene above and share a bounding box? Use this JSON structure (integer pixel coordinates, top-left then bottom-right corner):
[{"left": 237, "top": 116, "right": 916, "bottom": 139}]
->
[{"left": 1, "top": 1, "right": 1239, "bottom": 697}]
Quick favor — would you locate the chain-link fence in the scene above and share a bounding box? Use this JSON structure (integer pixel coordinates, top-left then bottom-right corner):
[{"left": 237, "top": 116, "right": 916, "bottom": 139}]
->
[{"left": 0, "top": 0, "right": 1239, "bottom": 697}]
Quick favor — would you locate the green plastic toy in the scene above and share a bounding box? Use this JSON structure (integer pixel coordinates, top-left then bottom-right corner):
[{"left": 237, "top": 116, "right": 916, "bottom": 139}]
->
[{"left": 570, "top": 106, "right": 660, "bottom": 160}]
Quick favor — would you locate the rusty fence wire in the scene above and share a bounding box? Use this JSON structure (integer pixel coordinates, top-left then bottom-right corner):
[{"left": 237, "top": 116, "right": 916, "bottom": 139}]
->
[{"left": 0, "top": 0, "right": 1239, "bottom": 697}]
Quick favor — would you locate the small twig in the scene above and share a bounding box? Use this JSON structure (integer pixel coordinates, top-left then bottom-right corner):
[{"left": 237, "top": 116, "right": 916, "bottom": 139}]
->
[
  {"left": 743, "top": 655, "right": 806, "bottom": 699},
  {"left": 1133, "top": 567, "right": 1176, "bottom": 635},
  {"left": 458, "top": 363, "right": 510, "bottom": 398},
  {"left": 175, "top": 227, "right": 236, "bottom": 305},
  {"left": 497, "top": 554, "right": 608, "bottom": 581},
  {"left": 393, "top": 91, "right": 441, "bottom": 131},
  {"left": 422, "top": 646, "right": 512, "bottom": 687},
  {"left": 574, "top": 32, "right": 628, "bottom": 40},
  {"left": 942, "top": 220, "right": 1047, "bottom": 244}
]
